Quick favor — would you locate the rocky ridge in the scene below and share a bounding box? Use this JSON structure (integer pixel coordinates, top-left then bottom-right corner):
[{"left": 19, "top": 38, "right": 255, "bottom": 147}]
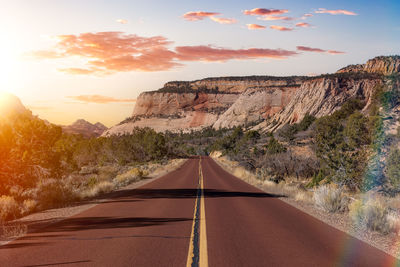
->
[{"left": 104, "top": 56, "right": 400, "bottom": 135}]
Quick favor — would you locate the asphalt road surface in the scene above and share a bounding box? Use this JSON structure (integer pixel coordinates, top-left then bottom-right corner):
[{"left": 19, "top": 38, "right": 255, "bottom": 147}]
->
[{"left": 0, "top": 157, "right": 397, "bottom": 266}]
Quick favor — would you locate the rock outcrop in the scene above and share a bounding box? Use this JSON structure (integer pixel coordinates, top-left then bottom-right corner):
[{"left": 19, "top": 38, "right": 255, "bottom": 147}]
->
[
  {"left": 213, "top": 85, "right": 299, "bottom": 129},
  {"left": 63, "top": 119, "right": 107, "bottom": 137},
  {"left": 338, "top": 56, "right": 400, "bottom": 75},
  {"left": 104, "top": 76, "right": 306, "bottom": 135},
  {"left": 105, "top": 55, "right": 400, "bottom": 135},
  {"left": 253, "top": 76, "right": 382, "bottom": 132}
]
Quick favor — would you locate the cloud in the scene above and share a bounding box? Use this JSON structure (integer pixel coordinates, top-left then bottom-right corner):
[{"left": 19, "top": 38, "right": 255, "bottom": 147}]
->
[
  {"left": 270, "top": 25, "right": 293, "bottom": 31},
  {"left": 315, "top": 8, "right": 357, "bottom": 15},
  {"left": 246, "top": 24, "right": 266, "bottom": 30},
  {"left": 243, "top": 8, "right": 288, "bottom": 16},
  {"left": 210, "top": 17, "right": 237, "bottom": 24},
  {"left": 24, "top": 50, "right": 63, "bottom": 59},
  {"left": 297, "top": 46, "right": 325, "bottom": 53},
  {"left": 297, "top": 46, "right": 345, "bottom": 54},
  {"left": 29, "top": 31, "right": 299, "bottom": 75},
  {"left": 303, "top": 13, "right": 313, "bottom": 18},
  {"left": 29, "top": 32, "right": 180, "bottom": 74},
  {"left": 295, "top": 22, "right": 312, "bottom": 28},
  {"left": 59, "top": 68, "right": 101, "bottom": 75},
  {"left": 116, "top": 19, "right": 128, "bottom": 24},
  {"left": 67, "top": 95, "right": 136, "bottom": 104},
  {"left": 258, "top": 15, "right": 294, "bottom": 21},
  {"left": 183, "top": 11, "right": 221, "bottom": 21},
  {"left": 327, "top": 50, "right": 345, "bottom": 54},
  {"left": 175, "top": 45, "right": 297, "bottom": 61}
]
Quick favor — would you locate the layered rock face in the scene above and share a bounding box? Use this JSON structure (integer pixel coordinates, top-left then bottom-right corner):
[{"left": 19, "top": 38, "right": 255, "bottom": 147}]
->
[
  {"left": 164, "top": 76, "right": 305, "bottom": 93},
  {"left": 338, "top": 56, "right": 400, "bottom": 75},
  {"left": 104, "top": 92, "right": 238, "bottom": 135},
  {"left": 104, "top": 77, "right": 305, "bottom": 135},
  {"left": 105, "top": 55, "right": 399, "bottom": 135},
  {"left": 253, "top": 77, "right": 382, "bottom": 131},
  {"left": 213, "top": 85, "right": 299, "bottom": 129}
]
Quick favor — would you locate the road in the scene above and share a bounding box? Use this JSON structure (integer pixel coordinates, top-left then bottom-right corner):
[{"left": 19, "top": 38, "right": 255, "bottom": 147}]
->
[{"left": 0, "top": 157, "right": 397, "bottom": 266}]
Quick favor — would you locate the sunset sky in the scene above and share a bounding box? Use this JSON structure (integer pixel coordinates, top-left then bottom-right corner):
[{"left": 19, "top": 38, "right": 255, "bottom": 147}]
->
[{"left": 0, "top": 0, "right": 399, "bottom": 126}]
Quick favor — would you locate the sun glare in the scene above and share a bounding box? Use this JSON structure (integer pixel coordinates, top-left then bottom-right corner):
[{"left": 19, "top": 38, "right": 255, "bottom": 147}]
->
[{"left": 0, "top": 35, "right": 20, "bottom": 94}]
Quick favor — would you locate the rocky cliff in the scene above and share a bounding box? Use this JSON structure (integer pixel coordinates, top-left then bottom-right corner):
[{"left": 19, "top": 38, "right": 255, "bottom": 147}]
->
[
  {"left": 253, "top": 75, "right": 383, "bottom": 132},
  {"left": 105, "top": 55, "right": 399, "bottom": 135},
  {"left": 338, "top": 56, "right": 400, "bottom": 75},
  {"left": 103, "top": 76, "right": 306, "bottom": 135}
]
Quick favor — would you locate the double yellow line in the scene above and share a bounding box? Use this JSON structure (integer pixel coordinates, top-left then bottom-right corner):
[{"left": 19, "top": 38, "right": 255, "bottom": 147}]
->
[{"left": 186, "top": 157, "right": 208, "bottom": 267}]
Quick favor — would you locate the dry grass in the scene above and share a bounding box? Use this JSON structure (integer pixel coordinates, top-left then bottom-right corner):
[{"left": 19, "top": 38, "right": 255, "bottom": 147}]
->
[
  {"left": 294, "top": 191, "right": 313, "bottom": 204},
  {"left": 80, "top": 181, "right": 115, "bottom": 199},
  {"left": 0, "top": 196, "right": 20, "bottom": 222},
  {"left": 313, "top": 184, "right": 348, "bottom": 213},
  {"left": 349, "top": 197, "right": 399, "bottom": 234},
  {"left": 114, "top": 167, "right": 145, "bottom": 186}
]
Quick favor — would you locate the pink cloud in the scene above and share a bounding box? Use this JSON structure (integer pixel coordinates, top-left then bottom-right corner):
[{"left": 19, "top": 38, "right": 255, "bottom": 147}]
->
[
  {"left": 29, "top": 31, "right": 300, "bottom": 75},
  {"left": 270, "top": 25, "right": 293, "bottom": 31},
  {"left": 315, "top": 8, "right": 357, "bottom": 15},
  {"left": 303, "top": 13, "right": 313, "bottom": 17},
  {"left": 210, "top": 17, "right": 237, "bottom": 24},
  {"left": 175, "top": 45, "right": 297, "bottom": 61},
  {"left": 297, "top": 46, "right": 325, "bottom": 52},
  {"left": 296, "top": 22, "right": 312, "bottom": 28},
  {"left": 67, "top": 95, "right": 136, "bottom": 104},
  {"left": 327, "top": 50, "right": 345, "bottom": 54},
  {"left": 183, "top": 11, "right": 221, "bottom": 21},
  {"left": 258, "top": 15, "right": 294, "bottom": 21},
  {"left": 243, "top": 8, "right": 288, "bottom": 16},
  {"left": 297, "top": 46, "right": 345, "bottom": 54},
  {"left": 246, "top": 24, "right": 266, "bottom": 30}
]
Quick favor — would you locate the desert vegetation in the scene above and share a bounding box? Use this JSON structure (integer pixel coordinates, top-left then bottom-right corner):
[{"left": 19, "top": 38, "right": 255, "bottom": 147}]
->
[
  {"left": 209, "top": 74, "right": 400, "bottom": 235},
  {"left": 0, "top": 111, "right": 186, "bottom": 225}
]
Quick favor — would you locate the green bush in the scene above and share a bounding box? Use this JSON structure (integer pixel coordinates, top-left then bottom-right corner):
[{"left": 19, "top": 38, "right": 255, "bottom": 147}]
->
[
  {"left": 265, "top": 136, "right": 286, "bottom": 154},
  {"left": 387, "top": 148, "right": 400, "bottom": 188},
  {"left": 313, "top": 99, "right": 370, "bottom": 190}
]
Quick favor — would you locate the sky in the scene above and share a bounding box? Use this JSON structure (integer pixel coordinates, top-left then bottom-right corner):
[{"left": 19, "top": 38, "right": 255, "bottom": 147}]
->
[{"left": 0, "top": 0, "right": 399, "bottom": 126}]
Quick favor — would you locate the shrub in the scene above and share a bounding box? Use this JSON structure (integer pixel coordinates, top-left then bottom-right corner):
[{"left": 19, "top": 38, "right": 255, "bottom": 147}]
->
[
  {"left": 21, "top": 199, "right": 37, "bottom": 215},
  {"left": 313, "top": 99, "right": 370, "bottom": 191},
  {"left": 313, "top": 185, "right": 348, "bottom": 213},
  {"left": 0, "top": 195, "right": 20, "bottom": 222},
  {"left": 349, "top": 197, "right": 394, "bottom": 234},
  {"left": 36, "top": 179, "right": 77, "bottom": 209},
  {"left": 387, "top": 148, "right": 400, "bottom": 188},
  {"left": 265, "top": 136, "right": 286, "bottom": 154}
]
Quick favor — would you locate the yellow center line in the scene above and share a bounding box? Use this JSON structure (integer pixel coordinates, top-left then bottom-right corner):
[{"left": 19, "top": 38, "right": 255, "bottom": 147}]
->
[
  {"left": 186, "top": 157, "right": 208, "bottom": 267},
  {"left": 199, "top": 160, "right": 208, "bottom": 267}
]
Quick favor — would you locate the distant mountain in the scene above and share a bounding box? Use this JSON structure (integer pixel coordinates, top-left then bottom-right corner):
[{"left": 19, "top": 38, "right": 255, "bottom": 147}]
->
[
  {"left": 0, "top": 92, "right": 29, "bottom": 118},
  {"left": 62, "top": 119, "right": 108, "bottom": 137}
]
